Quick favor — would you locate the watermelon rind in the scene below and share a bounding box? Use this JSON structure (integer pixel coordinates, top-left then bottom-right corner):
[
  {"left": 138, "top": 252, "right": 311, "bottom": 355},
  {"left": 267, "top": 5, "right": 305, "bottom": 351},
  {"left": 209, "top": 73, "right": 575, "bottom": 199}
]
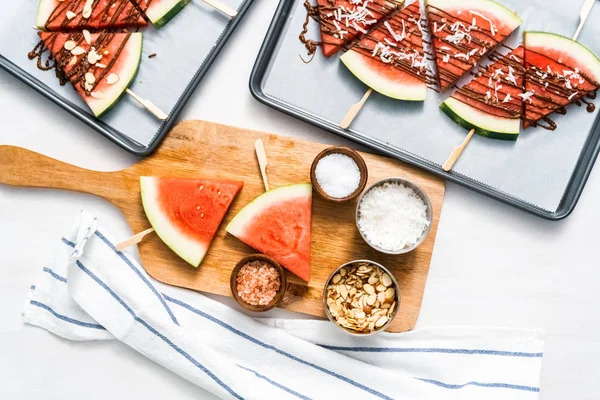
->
[
  {"left": 140, "top": 176, "right": 208, "bottom": 267},
  {"left": 425, "top": 0, "right": 522, "bottom": 29},
  {"left": 146, "top": 0, "right": 191, "bottom": 28},
  {"left": 91, "top": 33, "right": 143, "bottom": 118},
  {"left": 35, "top": 0, "right": 56, "bottom": 31},
  {"left": 441, "top": 97, "right": 519, "bottom": 141},
  {"left": 226, "top": 183, "right": 312, "bottom": 237},
  {"left": 524, "top": 31, "right": 600, "bottom": 83},
  {"left": 341, "top": 50, "right": 428, "bottom": 101}
]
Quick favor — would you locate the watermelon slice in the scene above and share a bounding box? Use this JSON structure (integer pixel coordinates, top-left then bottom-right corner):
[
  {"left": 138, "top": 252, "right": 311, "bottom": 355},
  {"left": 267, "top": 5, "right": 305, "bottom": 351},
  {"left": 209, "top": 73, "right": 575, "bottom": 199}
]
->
[
  {"left": 140, "top": 177, "right": 244, "bottom": 267},
  {"left": 226, "top": 184, "right": 312, "bottom": 282},
  {"left": 522, "top": 32, "right": 600, "bottom": 129},
  {"left": 35, "top": 0, "right": 148, "bottom": 31},
  {"left": 341, "top": 1, "right": 430, "bottom": 101},
  {"left": 316, "top": 0, "right": 404, "bottom": 57},
  {"left": 39, "top": 31, "right": 142, "bottom": 117},
  {"left": 140, "top": 0, "right": 191, "bottom": 28},
  {"left": 441, "top": 46, "right": 525, "bottom": 140},
  {"left": 425, "top": 0, "right": 522, "bottom": 91}
]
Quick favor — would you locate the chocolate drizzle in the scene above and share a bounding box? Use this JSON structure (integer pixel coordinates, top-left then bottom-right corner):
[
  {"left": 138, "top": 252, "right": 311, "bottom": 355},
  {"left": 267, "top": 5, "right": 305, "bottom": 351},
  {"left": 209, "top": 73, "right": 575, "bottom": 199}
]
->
[
  {"left": 299, "top": 0, "right": 321, "bottom": 62},
  {"left": 349, "top": 2, "right": 435, "bottom": 87},
  {"left": 426, "top": 5, "right": 507, "bottom": 90},
  {"left": 44, "top": 0, "right": 146, "bottom": 31},
  {"left": 30, "top": 32, "right": 131, "bottom": 96}
]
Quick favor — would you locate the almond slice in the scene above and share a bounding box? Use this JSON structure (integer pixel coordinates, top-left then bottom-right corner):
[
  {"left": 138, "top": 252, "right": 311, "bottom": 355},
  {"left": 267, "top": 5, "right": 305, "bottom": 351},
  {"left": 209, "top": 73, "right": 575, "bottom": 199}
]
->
[
  {"left": 85, "top": 72, "right": 96, "bottom": 84},
  {"left": 66, "top": 11, "right": 77, "bottom": 20},
  {"left": 63, "top": 40, "right": 76, "bottom": 51},
  {"left": 106, "top": 73, "right": 119, "bottom": 85},
  {"left": 95, "top": 63, "right": 107, "bottom": 69},
  {"left": 82, "top": 30, "right": 92, "bottom": 45},
  {"left": 90, "top": 91, "right": 104, "bottom": 99},
  {"left": 71, "top": 46, "right": 85, "bottom": 56}
]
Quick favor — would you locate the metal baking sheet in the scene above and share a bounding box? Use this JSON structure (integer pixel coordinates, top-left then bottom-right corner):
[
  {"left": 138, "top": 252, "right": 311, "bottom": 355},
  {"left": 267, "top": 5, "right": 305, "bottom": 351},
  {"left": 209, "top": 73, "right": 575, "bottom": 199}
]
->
[
  {"left": 250, "top": 0, "right": 600, "bottom": 220},
  {"left": 0, "top": 0, "right": 254, "bottom": 156}
]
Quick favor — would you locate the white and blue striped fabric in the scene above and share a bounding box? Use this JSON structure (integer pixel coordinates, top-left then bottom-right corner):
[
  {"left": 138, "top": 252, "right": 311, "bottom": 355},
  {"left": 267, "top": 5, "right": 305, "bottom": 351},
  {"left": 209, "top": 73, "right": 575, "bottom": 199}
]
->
[{"left": 22, "top": 211, "right": 545, "bottom": 400}]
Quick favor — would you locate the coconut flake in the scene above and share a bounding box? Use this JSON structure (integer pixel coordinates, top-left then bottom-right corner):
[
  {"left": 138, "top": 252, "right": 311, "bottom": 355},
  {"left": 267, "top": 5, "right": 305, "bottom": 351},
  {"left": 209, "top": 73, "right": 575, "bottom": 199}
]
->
[
  {"left": 469, "top": 10, "right": 496, "bottom": 36},
  {"left": 384, "top": 20, "right": 406, "bottom": 42},
  {"left": 568, "top": 91, "right": 579, "bottom": 101},
  {"left": 442, "top": 54, "right": 450, "bottom": 63},
  {"left": 518, "top": 90, "right": 535, "bottom": 103},
  {"left": 502, "top": 93, "right": 513, "bottom": 103}
]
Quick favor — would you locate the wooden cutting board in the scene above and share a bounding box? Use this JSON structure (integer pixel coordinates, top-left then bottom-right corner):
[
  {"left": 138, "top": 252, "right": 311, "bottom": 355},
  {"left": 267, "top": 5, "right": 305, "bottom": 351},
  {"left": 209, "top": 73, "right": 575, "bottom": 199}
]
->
[{"left": 0, "top": 120, "right": 445, "bottom": 332}]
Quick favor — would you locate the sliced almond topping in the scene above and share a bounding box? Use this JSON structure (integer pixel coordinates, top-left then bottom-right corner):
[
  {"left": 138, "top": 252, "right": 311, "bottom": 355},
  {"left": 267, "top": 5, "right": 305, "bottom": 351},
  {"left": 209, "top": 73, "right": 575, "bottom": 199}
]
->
[
  {"left": 82, "top": 8, "right": 92, "bottom": 19},
  {"left": 68, "top": 56, "right": 78, "bottom": 67},
  {"left": 381, "top": 273, "right": 392, "bottom": 287},
  {"left": 106, "top": 73, "right": 119, "bottom": 85},
  {"left": 95, "top": 63, "right": 107, "bottom": 69},
  {"left": 71, "top": 46, "right": 85, "bottom": 56},
  {"left": 85, "top": 72, "right": 95, "bottom": 84},
  {"left": 82, "top": 30, "right": 92, "bottom": 45},
  {"left": 66, "top": 11, "right": 77, "bottom": 20},
  {"left": 84, "top": 81, "right": 93, "bottom": 92},
  {"left": 90, "top": 91, "right": 104, "bottom": 99},
  {"left": 63, "top": 40, "right": 77, "bottom": 51},
  {"left": 87, "top": 48, "right": 99, "bottom": 64}
]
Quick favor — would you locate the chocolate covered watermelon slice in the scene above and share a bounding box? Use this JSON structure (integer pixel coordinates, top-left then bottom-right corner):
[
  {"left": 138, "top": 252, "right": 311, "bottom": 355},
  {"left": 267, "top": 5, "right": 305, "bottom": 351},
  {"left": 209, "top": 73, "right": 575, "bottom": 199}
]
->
[
  {"left": 39, "top": 31, "right": 143, "bottom": 117},
  {"left": 522, "top": 32, "right": 600, "bottom": 129},
  {"left": 226, "top": 184, "right": 312, "bottom": 282},
  {"left": 141, "top": 177, "right": 243, "bottom": 267},
  {"left": 316, "top": 0, "right": 404, "bottom": 57},
  {"left": 441, "top": 46, "right": 524, "bottom": 140},
  {"left": 35, "top": 0, "right": 148, "bottom": 31},
  {"left": 426, "top": 0, "right": 522, "bottom": 91},
  {"left": 341, "top": 1, "right": 431, "bottom": 101}
]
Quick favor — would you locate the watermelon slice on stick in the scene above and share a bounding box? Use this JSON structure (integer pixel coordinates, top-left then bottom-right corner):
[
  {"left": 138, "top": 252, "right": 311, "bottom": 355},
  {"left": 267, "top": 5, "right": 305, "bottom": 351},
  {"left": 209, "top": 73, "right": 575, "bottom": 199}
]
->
[
  {"left": 316, "top": 0, "right": 404, "bottom": 57},
  {"left": 425, "top": 0, "right": 522, "bottom": 91},
  {"left": 441, "top": 45, "right": 525, "bottom": 140},
  {"left": 140, "top": 177, "right": 243, "bottom": 267},
  {"left": 341, "top": 1, "right": 431, "bottom": 101},
  {"left": 522, "top": 32, "right": 600, "bottom": 129},
  {"left": 226, "top": 184, "right": 313, "bottom": 282},
  {"left": 39, "top": 31, "right": 143, "bottom": 117},
  {"left": 35, "top": 0, "right": 148, "bottom": 31},
  {"left": 139, "top": 0, "right": 192, "bottom": 28}
]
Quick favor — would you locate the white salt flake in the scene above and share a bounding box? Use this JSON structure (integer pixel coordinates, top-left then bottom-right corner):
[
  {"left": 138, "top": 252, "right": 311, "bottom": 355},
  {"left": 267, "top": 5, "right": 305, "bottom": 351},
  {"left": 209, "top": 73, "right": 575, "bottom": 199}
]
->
[{"left": 315, "top": 153, "right": 361, "bottom": 199}]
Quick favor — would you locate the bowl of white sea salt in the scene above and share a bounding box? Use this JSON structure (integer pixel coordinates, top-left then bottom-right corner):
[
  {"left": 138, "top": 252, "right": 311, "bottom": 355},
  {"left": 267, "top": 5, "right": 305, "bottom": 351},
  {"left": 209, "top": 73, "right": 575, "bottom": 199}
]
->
[
  {"left": 310, "top": 146, "right": 368, "bottom": 203},
  {"left": 356, "top": 178, "right": 432, "bottom": 254}
]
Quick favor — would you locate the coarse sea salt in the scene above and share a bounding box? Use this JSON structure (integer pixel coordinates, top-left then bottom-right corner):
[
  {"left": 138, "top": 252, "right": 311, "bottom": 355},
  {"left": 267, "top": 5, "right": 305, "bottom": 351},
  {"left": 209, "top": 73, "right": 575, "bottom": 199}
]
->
[
  {"left": 315, "top": 153, "right": 361, "bottom": 198},
  {"left": 357, "top": 182, "right": 429, "bottom": 251}
]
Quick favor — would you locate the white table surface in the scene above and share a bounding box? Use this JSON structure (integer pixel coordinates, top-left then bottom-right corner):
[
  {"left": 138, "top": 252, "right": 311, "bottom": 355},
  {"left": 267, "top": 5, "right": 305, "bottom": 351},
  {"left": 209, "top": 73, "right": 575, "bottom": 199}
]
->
[{"left": 1, "top": 1, "right": 599, "bottom": 399}]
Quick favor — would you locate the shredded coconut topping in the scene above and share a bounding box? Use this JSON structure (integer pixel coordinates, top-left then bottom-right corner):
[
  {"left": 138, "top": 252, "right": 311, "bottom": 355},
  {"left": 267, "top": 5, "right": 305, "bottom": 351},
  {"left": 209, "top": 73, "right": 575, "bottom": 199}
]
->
[{"left": 518, "top": 90, "right": 536, "bottom": 103}]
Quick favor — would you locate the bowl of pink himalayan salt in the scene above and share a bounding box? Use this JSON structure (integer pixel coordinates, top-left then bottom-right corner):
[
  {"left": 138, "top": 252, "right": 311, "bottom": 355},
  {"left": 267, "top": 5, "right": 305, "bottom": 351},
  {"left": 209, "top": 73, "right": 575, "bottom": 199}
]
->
[{"left": 230, "top": 254, "right": 287, "bottom": 312}]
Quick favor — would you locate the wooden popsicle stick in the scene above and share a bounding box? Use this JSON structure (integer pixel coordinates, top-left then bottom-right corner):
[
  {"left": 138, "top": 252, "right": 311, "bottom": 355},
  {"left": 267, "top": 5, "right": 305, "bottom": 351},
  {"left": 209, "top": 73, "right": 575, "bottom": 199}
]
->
[
  {"left": 202, "top": 0, "right": 238, "bottom": 18},
  {"left": 126, "top": 89, "right": 168, "bottom": 121},
  {"left": 116, "top": 228, "right": 156, "bottom": 251},
  {"left": 255, "top": 139, "right": 270, "bottom": 192},
  {"left": 340, "top": 88, "right": 373, "bottom": 129},
  {"left": 573, "top": 0, "right": 595, "bottom": 41},
  {"left": 442, "top": 129, "right": 475, "bottom": 172}
]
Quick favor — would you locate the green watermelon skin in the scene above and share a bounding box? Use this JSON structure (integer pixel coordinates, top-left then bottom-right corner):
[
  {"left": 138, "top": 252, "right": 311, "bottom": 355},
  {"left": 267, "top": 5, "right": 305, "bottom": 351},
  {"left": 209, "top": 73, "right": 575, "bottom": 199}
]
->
[
  {"left": 36, "top": 0, "right": 148, "bottom": 31},
  {"left": 141, "top": 177, "right": 244, "bottom": 267},
  {"left": 226, "top": 184, "right": 312, "bottom": 282},
  {"left": 143, "top": 0, "right": 191, "bottom": 28}
]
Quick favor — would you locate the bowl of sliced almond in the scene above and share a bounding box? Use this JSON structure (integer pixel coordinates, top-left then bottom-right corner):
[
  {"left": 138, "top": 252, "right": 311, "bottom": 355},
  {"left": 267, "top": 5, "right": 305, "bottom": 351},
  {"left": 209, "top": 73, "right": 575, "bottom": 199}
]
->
[{"left": 323, "top": 260, "right": 400, "bottom": 336}]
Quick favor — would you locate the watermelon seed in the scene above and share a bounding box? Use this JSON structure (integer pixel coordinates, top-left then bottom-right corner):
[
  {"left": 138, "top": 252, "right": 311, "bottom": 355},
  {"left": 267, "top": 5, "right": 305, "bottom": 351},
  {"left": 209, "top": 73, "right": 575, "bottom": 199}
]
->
[
  {"left": 200, "top": 213, "right": 205, "bottom": 218},
  {"left": 199, "top": 185, "right": 204, "bottom": 190},
  {"left": 217, "top": 190, "right": 221, "bottom": 195},
  {"left": 196, "top": 206, "right": 200, "bottom": 211}
]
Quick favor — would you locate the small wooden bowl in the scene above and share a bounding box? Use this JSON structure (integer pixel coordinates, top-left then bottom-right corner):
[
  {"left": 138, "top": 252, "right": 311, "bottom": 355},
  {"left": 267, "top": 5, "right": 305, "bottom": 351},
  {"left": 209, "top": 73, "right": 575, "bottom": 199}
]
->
[
  {"left": 230, "top": 254, "right": 287, "bottom": 312},
  {"left": 310, "top": 146, "right": 368, "bottom": 203}
]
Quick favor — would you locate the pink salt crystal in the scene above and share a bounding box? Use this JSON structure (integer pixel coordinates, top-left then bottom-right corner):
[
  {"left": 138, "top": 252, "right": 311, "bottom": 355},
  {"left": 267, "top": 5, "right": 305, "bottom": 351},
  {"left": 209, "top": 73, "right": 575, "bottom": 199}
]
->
[{"left": 236, "top": 261, "right": 281, "bottom": 306}]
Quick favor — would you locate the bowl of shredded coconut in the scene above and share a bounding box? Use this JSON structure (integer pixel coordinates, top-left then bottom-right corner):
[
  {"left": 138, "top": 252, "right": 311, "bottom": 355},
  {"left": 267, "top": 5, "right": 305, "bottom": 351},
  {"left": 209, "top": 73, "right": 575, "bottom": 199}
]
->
[{"left": 355, "top": 178, "right": 432, "bottom": 254}]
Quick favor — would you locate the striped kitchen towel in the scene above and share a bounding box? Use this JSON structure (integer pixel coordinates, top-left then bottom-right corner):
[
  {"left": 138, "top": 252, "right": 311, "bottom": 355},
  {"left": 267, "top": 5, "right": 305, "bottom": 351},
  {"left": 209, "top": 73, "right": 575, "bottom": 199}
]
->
[{"left": 23, "top": 211, "right": 545, "bottom": 400}]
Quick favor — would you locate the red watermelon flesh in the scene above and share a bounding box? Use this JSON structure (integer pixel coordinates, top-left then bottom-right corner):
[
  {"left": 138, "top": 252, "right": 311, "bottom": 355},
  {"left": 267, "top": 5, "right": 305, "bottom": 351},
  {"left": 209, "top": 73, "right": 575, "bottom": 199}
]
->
[
  {"left": 316, "top": 0, "right": 404, "bottom": 57},
  {"left": 39, "top": 31, "right": 142, "bottom": 117},
  {"left": 226, "top": 184, "right": 312, "bottom": 282},
  {"left": 141, "top": 177, "right": 244, "bottom": 267},
  {"left": 452, "top": 45, "right": 524, "bottom": 120},
  {"left": 340, "top": 2, "right": 430, "bottom": 100},
  {"left": 36, "top": 0, "right": 148, "bottom": 31},
  {"left": 523, "top": 32, "right": 600, "bottom": 129},
  {"left": 426, "top": 0, "right": 522, "bottom": 91}
]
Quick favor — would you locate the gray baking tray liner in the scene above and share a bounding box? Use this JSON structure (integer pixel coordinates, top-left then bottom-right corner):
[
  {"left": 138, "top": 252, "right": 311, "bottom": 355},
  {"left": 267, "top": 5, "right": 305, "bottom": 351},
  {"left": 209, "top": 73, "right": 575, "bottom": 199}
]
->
[
  {"left": 250, "top": 0, "right": 600, "bottom": 219},
  {"left": 0, "top": 0, "right": 253, "bottom": 155}
]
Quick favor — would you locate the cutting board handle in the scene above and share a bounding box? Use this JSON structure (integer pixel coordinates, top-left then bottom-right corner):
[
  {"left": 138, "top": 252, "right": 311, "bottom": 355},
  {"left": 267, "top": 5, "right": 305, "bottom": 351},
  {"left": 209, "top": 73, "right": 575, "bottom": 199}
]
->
[{"left": 0, "top": 145, "right": 116, "bottom": 198}]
